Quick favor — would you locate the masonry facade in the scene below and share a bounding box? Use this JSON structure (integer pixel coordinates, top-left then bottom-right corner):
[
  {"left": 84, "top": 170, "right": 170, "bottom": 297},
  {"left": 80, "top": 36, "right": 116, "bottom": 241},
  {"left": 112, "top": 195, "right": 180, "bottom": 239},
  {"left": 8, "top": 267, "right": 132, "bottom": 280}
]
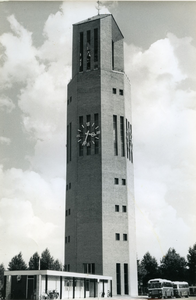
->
[{"left": 65, "top": 14, "right": 138, "bottom": 296}]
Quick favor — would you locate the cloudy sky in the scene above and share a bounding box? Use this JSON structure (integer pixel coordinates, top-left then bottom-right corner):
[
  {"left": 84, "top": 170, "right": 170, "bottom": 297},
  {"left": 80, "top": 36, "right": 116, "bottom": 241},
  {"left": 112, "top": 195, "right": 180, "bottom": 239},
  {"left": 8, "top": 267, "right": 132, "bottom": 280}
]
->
[{"left": 0, "top": 1, "right": 196, "bottom": 268}]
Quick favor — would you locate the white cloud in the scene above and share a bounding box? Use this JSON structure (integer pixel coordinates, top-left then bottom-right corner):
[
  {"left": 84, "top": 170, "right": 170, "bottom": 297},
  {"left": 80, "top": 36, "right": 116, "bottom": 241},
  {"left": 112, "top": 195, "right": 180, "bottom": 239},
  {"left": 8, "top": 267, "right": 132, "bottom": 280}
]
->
[
  {"left": 0, "top": 165, "right": 65, "bottom": 267},
  {"left": 0, "top": 136, "right": 11, "bottom": 145},
  {"left": 0, "top": 15, "right": 45, "bottom": 88},
  {"left": 125, "top": 34, "right": 196, "bottom": 261},
  {"left": 0, "top": 95, "right": 15, "bottom": 113}
]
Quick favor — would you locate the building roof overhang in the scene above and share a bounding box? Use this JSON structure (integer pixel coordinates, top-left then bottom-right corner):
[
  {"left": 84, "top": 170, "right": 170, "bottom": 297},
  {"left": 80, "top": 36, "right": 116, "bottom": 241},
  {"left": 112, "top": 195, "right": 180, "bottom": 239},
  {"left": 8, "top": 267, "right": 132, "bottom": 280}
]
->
[{"left": 4, "top": 269, "right": 112, "bottom": 280}]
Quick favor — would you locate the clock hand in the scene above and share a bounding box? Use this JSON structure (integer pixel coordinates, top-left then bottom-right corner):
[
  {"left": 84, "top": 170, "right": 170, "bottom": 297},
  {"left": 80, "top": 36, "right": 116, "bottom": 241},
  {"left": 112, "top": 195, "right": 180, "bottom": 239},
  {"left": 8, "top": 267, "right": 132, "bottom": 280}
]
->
[
  {"left": 89, "top": 131, "right": 100, "bottom": 137},
  {"left": 82, "top": 130, "right": 89, "bottom": 146}
]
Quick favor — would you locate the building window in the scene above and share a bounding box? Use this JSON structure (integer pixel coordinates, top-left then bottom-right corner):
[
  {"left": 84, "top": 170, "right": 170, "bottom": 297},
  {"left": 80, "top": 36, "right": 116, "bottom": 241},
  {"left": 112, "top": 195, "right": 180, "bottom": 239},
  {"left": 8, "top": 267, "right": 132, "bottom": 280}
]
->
[
  {"left": 122, "top": 179, "right": 126, "bottom": 185},
  {"left": 115, "top": 205, "right": 119, "bottom": 212},
  {"left": 79, "top": 32, "right": 83, "bottom": 72},
  {"left": 79, "top": 116, "right": 84, "bottom": 156},
  {"left": 116, "top": 263, "right": 121, "bottom": 295},
  {"left": 94, "top": 28, "right": 98, "bottom": 69},
  {"left": 119, "top": 89, "right": 123, "bottom": 96},
  {"left": 126, "top": 120, "right": 133, "bottom": 163},
  {"left": 113, "top": 88, "right": 116, "bottom": 94},
  {"left": 69, "top": 123, "right": 72, "bottom": 162},
  {"left": 124, "top": 264, "right": 129, "bottom": 294},
  {"left": 116, "top": 233, "right": 120, "bottom": 241},
  {"left": 70, "top": 96, "right": 72, "bottom": 103},
  {"left": 67, "top": 124, "right": 69, "bottom": 163},
  {"left": 66, "top": 123, "right": 72, "bottom": 162},
  {"left": 69, "top": 182, "right": 71, "bottom": 189},
  {"left": 65, "top": 264, "right": 70, "bottom": 272},
  {"left": 68, "top": 209, "right": 71, "bottom": 215},
  {"left": 120, "top": 116, "right": 125, "bottom": 157},
  {"left": 122, "top": 205, "right": 127, "bottom": 213},
  {"left": 87, "top": 30, "right": 91, "bottom": 70},
  {"left": 123, "top": 234, "right": 127, "bottom": 241},
  {"left": 114, "top": 178, "right": 119, "bottom": 185},
  {"left": 83, "top": 263, "right": 95, "bottom": 274},
  {"left": 112, "top": 40, "right": 114, "bottom": 70},
  {"left": 113, "top": 115, "right": 118, "bottom": 156}
]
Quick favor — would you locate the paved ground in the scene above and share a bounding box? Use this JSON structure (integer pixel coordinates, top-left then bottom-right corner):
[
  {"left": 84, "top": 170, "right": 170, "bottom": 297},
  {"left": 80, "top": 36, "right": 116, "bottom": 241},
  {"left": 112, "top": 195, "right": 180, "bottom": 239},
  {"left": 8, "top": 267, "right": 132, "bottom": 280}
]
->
[{"left": 67, "top": 297, "right": 196, "bottom": 300}]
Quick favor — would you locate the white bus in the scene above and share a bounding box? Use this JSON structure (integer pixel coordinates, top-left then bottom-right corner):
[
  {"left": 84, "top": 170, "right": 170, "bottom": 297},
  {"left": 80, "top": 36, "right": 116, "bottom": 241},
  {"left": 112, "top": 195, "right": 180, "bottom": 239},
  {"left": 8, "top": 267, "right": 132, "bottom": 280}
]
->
[
  {"left": 173, "top": 281, "right": 189, "bottom": 298},
  {"left": 148, "top": 278, "right": 174, "bottom": 299}
]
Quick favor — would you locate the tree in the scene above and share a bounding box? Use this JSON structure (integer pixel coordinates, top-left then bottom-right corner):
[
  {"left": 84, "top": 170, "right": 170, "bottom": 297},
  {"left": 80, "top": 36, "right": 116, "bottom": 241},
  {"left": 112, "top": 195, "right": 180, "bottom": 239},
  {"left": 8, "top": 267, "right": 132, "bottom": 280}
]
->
[
  {"left": 52, "top": 259, "right": 62, "bottom": 271},
  {"left": 140, "top": 252, "right": 159, "bottom": 287},
  {"left": 29, "top": 252, "right": 40, "bottom": 270},
  {"left": 187, "top": 243, "right": 196, "bottom": 285},
  {"left": 0, "top": 264, "right": 4, "bottom": 286},
  {"left": 8, "top": 252, "right": 27, "bottom": 270},
  {"left": 160, "top": 248, "right": 187, "bottom": 281},
  {"left": 0, "top": 264, "right": 5, "bottom": 297},
  {"left": 40, "top": 248, "right": 54, "bottom": 270}
]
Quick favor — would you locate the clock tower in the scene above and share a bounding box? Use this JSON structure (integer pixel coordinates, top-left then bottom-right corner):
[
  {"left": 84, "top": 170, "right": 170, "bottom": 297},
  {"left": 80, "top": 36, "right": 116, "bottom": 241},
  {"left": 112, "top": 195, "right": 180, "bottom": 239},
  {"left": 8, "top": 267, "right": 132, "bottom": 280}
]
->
[{"left": 65, "top": 14, "right": 138, "bottom": 296}]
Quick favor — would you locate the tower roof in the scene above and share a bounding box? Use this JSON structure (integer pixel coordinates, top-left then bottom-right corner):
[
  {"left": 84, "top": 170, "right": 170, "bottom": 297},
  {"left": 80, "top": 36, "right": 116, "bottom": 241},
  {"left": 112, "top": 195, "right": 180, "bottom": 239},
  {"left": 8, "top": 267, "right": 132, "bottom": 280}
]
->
[
  {"left": 73, "top": 14, "right": 124, "bottom": 39},
  {"left": 73, "top": 14, "right": 111, "bottom": 25}
]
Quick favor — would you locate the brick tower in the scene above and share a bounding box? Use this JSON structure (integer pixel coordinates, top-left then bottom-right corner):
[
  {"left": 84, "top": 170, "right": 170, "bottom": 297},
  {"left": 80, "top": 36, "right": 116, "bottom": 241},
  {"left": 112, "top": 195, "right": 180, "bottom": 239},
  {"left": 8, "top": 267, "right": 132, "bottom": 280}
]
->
[{"left": 65, "top": 14, "right": 138, "bottom": 296}]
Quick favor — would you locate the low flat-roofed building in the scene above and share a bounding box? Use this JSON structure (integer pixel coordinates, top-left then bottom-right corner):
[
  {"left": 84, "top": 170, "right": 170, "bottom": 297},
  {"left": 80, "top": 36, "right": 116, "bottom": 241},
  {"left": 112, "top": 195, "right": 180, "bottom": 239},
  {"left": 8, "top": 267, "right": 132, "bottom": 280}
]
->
[{"left": 4, "top": 270, "right": 112, "bottom": 300}]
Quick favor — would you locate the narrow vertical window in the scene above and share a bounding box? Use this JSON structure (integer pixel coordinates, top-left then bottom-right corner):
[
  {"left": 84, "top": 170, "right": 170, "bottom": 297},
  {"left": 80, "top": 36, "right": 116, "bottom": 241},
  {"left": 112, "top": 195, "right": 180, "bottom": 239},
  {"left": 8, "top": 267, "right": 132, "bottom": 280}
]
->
[
  {"left": 116, "top": 263, "right": 121, "bottom": 295},
  {"left": 94, "top": 113, "right": 99, "bottom": 154},
  {"left": 126, "top": 119, "right": 128, "bottom": 159},
  {"left": 87, "top": 30, "right": 91, "bottom": 70},
  {"left": 79, "top": 116, "right": 84, "bottom": 156},
  {"left": 127, "top": 122, "right": 133, "bottom": 163},
  {"left": 79, "top": 32, "right": 83, "bottom": 72},
  {"left": 114, "top": 178, "right": 119, "bottom": 185},
  {"left": 115, "top": 205, "right": 119, "bottom": 212},
  {"left": 130, "top": 124, "right": 133, "bottom": 163},
  {"left": 113, "top": 115, "right": 118, "bottom": 156},
  {"left": 112, "top": 40, "right": 114, "bottom": 70},
  {"left": 120, "top": 116, "right": 125, "bottom": 157},
  {"left": 122, "top": 179, "right": 126, "bottom": 185},
  {"left": 123, "top": 234, "right": 127, "bottom": 241},
  {"left": 122, "top": 205, "right": 127, "bottom": 213},
  {"left": 128, "top": 122, "right": 130, "bottom": 161},
  {"left": 94, "top": 28, "right": 98, "bottom": 69},
  {"left": 67, "top": 124, "right": 69, "bottom": 163},
  {"left": 124, "top": 264, "right": 129, "bottom": 295},
  {"left": 86, "top": 115, "right": 91, "bottom": 155},
  {"left": 69, "top": 122, "right": 72, "bottom": 161},
  {"left": 115, "top": 233, "right": 120, "bottom": 241}
]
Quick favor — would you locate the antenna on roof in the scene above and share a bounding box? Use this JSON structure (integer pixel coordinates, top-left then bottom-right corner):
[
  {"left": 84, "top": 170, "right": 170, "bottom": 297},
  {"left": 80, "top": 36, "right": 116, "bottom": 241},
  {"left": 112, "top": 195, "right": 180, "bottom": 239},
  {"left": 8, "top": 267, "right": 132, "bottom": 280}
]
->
[{"left": 96, "top": 0, "right": 101, "bottom": 15}]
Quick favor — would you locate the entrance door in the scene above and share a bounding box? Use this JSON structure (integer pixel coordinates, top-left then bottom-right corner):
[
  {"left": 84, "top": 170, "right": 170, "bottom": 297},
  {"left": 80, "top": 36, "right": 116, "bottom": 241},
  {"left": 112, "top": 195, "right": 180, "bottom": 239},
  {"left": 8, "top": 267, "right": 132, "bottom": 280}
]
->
[{"left": 27, "top": 276, "right": 34, "bottom": 299}]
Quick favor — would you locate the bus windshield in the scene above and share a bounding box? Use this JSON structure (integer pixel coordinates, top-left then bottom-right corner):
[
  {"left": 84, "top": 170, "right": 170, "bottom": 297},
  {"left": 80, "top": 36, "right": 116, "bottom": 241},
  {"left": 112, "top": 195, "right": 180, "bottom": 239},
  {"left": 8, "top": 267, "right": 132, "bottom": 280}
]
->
[{"left": 148, "top": 282, "right": 162, "bottom": 289}]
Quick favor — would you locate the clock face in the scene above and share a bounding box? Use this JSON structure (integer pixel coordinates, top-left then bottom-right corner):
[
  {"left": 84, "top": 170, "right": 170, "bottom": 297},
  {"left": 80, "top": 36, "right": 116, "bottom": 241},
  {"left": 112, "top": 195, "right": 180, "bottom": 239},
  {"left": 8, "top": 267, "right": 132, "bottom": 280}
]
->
[{"left": 76, "top": 122, "right": 100, "bottom": 146}]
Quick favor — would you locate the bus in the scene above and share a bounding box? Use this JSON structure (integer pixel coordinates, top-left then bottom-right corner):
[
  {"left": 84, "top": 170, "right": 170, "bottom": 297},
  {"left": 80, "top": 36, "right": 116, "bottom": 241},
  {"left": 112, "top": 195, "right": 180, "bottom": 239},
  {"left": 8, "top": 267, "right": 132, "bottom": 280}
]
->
[
  {"left": 148, "top": 278, "right": 174, "bottom": 299},
  {"left": 173, "top": 281, "right": 189, "bottom": 298}
]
